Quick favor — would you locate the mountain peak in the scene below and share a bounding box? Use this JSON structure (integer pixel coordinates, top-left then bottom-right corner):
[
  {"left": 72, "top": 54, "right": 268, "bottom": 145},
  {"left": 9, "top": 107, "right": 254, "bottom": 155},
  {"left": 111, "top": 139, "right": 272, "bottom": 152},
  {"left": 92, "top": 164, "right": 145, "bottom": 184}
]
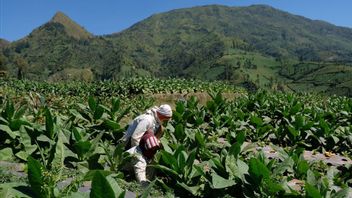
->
[
  {"left": 50, "top": 11, "right": 92, "bottom": 40},
  {"left": 51, "top": 11, "right": 71, "bottom": 22}
]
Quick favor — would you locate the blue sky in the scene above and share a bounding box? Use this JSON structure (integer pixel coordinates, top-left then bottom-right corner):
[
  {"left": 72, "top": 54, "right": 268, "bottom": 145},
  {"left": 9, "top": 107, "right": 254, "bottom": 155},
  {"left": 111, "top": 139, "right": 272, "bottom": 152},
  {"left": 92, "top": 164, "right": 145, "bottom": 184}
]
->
[{"left": 1, "top": 0, "right": 352, "bottom": 41}]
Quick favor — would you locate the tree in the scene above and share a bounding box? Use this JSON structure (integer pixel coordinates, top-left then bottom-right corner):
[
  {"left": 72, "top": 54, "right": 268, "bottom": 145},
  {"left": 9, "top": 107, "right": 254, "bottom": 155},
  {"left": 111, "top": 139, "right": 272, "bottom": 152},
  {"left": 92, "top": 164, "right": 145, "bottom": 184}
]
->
[
  {"left": 0, "top": 53, "right": 8, "bottom": 77},
  {"left": 14, "top": 56, "right": 29, "bottom": 79},
  {"left": 0, "top": 53, "right": 8, "bottom": 71}
]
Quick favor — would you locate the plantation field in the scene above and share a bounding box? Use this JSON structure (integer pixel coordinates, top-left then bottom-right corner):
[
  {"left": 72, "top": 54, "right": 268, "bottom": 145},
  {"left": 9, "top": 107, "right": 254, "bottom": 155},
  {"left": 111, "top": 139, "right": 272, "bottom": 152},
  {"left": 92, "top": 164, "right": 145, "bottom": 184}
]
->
[{"left": 0, "top": 78, "right": 351, "bottom": 197}]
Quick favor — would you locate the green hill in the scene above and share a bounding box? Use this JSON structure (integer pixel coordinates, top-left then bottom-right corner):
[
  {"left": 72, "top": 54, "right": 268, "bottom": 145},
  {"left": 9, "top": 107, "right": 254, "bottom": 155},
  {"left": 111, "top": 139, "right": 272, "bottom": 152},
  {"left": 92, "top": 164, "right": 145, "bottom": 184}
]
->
[{"left": 1, "top": 5, "right": 351, "bottom": 96}]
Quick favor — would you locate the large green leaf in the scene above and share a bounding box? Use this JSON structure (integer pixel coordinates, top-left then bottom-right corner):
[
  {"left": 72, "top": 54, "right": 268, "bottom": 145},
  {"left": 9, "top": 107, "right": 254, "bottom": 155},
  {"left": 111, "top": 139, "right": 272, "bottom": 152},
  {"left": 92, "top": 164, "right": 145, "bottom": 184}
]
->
[
  {"left": 177, "top": 151, "right": 187, "bottom": 172},
  {"left": 93, "top": 105, "right": 105, "bottom": 120},
  {"left": 211, "top": 173, "right": 236, "bottom": 189},
  {"left": 15, "top": 151, "right": 29, "bottom": 161},
  {"left": 226, "top": 153, "right": 248, "bottom": 181},
  {"left": 4, "top": 101, "right": 15, "bottom": 120},
  {"left": 74, "top": 141, "right": 92, "bottom": 160},
  {"left": 288, "top": 126, "right": 299, "bottom": 139},
  {"left": 9, "top": 119, "right": 31, "bottom": 131},
  {"left": 150, "top": 164, "right": 180, "bottom": 179},
  {"left": 304, "top": 183, "right": 322, "bottom": 198},
  {"left": 236, "top": 159, "right": 249, "bottom": 180},
  {"left": 290, "top": 103, "right": 302, "bottom": 115},
  {"left": 174, "top": 124, "right": 186, "bottom": 141},
  {"left": 297, "top": 160, "right": 309, "bottom": 176},
  {"left": 14, "top": 105, "right": 27, "bottom": 119},
  {"left": 37, "top": 134, "right": 54, "bottom": 144},
  {"left": 250, "top": 115, "right": 263, "bottom": 127},
  {"left": 273, "top": 157, "right": 294, "bottom": 176},
  {"left": 45, "top": 108, "right": 54, "bottom": 139},
  {"left": 19, "top": 126, "right": 37, "bottom": 157},
  {"left": 306, "top": 169, "right": 317, "bottom": 186},
  {"left": 50, "top": 131, "right": 71, "bottom": 172},
  {"left": 266, "top": 179, "right": 285, "bottom": 195},
  {"left": 236, "top": 131, "right": 246, "bottom": 145},
  {"left": 0, "top": 117, "right": 9, "bottom": 124},
  {"left": 111, "top": 98, "right": 121, "bottom": 114},
  {"left": 319, "top": 119, "right": 330, "bottom": 135},
  {"left": 160, "top": 137, "right": 172, "bottom": 153},
  {"left": 27, "top": 156, "right": 44, "bottom": 198},
  {"left": 69, "top": 109, "right": 89, "bottom": 122},
  {"left": 248, "top": 158, "right": 270, "bottom": 182},
  {"left": 294, "top": 115, "right": 304, "bottom": 129},
  {"left": 0, "top": 148, "right": 13, "bottom": 161},
  {"left": 0, "top": 124, "right": 17, "bottom": 139},
  {"left": 102, "top": 119, "right": 120, "bottom": 130},
  {"left": 184, "top": 149, "right": 197, "bottom": 179},
  {"left": 90, "top": 171, "right": 115, "bottom": 198},
  {"left": 88, "top": 96, "right": 97, "bottom": 112},
  {"left": 84, "top": 170, "right": 112, "bottom": 180},
  {"left": 160, "top": 151, "right": 177, "bottom": 168},
  {"left": 106, "top": 175, "right": 126, "bottom": 198},
  {"left": 195, "top": 130, "right": 205, "bottom": 147},
  {"left": 228, "top": 142, "right": 241, "bottom": 160},
  {"left": 72, "top": 127, "right": 83, "bottom": 142},
  {"left": 0, "top": 182, "right": 31, "bottom": 198}
]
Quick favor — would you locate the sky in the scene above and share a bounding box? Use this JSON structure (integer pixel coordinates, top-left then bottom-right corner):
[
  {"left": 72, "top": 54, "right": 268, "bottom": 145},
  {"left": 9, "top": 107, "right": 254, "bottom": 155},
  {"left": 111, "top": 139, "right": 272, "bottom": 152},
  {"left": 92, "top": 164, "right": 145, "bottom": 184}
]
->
[{"left": 1, "top": 0, "right": 352, "bottom": 42}]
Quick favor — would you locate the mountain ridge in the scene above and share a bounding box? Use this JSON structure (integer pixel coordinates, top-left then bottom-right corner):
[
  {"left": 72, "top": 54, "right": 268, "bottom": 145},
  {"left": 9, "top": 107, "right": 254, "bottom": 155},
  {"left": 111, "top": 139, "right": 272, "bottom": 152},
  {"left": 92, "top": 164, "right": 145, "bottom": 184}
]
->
[{"left": 0, "top": 4, "right": 351, "bottom": 96}]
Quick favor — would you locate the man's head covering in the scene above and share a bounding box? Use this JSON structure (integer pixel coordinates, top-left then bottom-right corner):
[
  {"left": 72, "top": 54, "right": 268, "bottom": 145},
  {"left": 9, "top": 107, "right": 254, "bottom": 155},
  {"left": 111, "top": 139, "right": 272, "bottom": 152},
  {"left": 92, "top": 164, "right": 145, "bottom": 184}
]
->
[{"left": 157, "top": 104, "right": 172, "bottom": 118}]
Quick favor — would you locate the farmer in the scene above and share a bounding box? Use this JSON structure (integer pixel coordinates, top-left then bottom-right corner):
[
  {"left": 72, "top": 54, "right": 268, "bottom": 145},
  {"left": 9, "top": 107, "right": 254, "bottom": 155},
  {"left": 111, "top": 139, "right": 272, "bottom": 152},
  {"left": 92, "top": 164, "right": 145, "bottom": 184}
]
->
[{"left": 121, "top": 104, "right": 172, "bottom": 184}]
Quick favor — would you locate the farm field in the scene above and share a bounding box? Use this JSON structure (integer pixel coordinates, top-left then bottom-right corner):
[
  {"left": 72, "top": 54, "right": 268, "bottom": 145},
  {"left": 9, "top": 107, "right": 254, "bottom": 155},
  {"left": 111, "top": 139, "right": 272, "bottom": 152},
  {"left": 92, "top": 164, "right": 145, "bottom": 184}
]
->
[{"left": 0, "top": 78, "right": 351, "bottom": 197}]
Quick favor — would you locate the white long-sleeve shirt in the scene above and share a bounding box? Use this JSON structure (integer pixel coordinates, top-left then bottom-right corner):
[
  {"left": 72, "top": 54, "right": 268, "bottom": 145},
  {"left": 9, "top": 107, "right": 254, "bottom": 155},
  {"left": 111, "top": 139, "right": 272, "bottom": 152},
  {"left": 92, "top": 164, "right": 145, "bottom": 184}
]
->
[{"left": 122, "top": 107, "right": 161, "bottom": 147}]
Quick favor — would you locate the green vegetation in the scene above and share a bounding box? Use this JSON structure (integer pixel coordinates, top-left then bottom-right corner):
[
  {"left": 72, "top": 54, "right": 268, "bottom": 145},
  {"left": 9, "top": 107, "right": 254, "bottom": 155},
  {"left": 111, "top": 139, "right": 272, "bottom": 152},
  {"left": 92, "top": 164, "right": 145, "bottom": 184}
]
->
[{"left": 0, "top": 78, "right": 351, "bottom": 197}]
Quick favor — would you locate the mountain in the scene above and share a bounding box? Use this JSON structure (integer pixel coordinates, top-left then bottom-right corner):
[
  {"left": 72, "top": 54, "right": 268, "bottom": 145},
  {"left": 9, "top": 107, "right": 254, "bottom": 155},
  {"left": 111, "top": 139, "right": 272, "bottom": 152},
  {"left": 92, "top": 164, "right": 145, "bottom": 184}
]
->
[
  {"left": 108, "top": 5, "right": 352, "bottom": 73},
  {"left": 1, "top": 11, "right": 120, "bottom": 80},
  {"left": 1, "top": 5, "right": 351, "bottom": 96}
]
